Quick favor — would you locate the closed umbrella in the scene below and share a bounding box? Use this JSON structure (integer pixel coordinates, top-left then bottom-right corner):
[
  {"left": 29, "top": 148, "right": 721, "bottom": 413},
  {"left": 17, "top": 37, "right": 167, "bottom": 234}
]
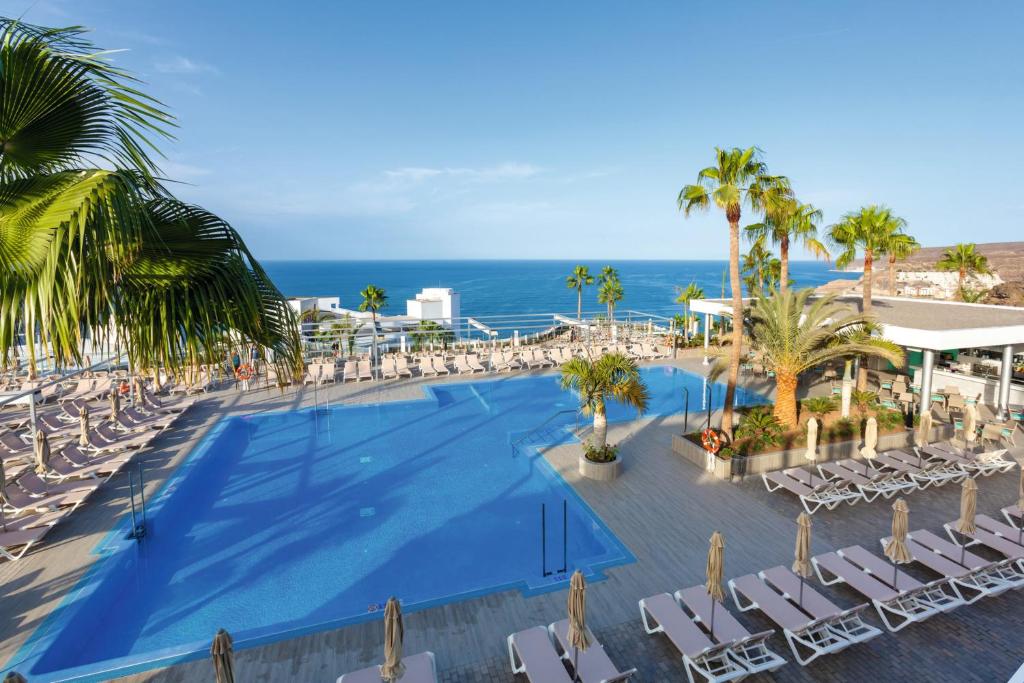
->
[
  {"left": 34, "top": 429, "right": 50, "bottom": 476},
  {"left": 210, "top": 628, "right": 234, "bottom": 683},
  {"left": 964, "top": 404, "right": 978, "bottom": 449},
  {"left": 705, "top": 531, "right": 725, "bottom": 638},
  {"left": 955, "top": 479, "right": 977, "bottom": 565},
  {"left": 567, "top": 570, "right": 590, "bottom": 683},
  {"left": 804, "top": 418, "right": 818, "bottom": 483},
  {"left": 79, "top": 405, "right": 90, "bottom": 448},
  {"left": 4, "top": 672, "right": 27, "bottom": 682},
  {"left": 380, "top": 596, "right": 405, "bottom": 682},
  {"left": 861, "top": 417, "right": 878, "bottom": 473},
  {"left": 1018, "top": 469, "right": 1024, "bottom": 545},
  {"left": 109, "top": 389, "right": 120, "bottom": 421},
  {"left": 915, "top": 411, "right": 933, "bottom": 467},
  {"left": 792, "top": 513, "right": 812, "bottom": 607},
  {"left": 883, "top": 499, "right": 912, "bottom": 589}
]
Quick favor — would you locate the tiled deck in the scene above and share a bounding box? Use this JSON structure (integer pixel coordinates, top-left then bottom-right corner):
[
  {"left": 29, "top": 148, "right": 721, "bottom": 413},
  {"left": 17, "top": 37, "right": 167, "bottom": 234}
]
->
[{"left": 2, "top": 354, "right": 1022, "bottom": 682}]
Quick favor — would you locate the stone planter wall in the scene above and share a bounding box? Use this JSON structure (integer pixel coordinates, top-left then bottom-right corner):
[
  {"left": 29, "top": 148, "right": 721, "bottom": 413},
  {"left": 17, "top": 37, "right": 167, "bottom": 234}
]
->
[
  {"left": 672, "top": 424, "right": 954, "bottom": 481},
  {"left": 579, "top": 454, "right": 623, "bottom": 481}
]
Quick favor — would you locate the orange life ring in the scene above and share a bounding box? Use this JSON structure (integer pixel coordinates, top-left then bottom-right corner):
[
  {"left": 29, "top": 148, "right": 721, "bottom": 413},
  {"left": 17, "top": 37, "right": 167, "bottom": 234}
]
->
[
  {"left": 701, "top": 428, "right": 722, "bottom": 454},
  {"left": 235, "top": 365, "right": 253, "bottom": 381},
  {"left": 119, "top": 380, "right": 131, "bottom": 395}
]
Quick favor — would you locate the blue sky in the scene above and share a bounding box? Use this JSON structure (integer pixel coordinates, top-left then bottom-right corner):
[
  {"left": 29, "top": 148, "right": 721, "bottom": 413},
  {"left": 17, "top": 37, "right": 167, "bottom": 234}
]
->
[{"left": 7, "top": 1, "right": 1023, "bottom": 259}]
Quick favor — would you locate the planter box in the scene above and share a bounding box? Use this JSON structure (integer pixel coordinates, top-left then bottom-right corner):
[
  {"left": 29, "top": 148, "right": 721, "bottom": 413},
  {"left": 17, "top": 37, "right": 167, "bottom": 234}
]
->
[
  {"left": 579, "top": 454, "right": 623, "bottom": 481},
  {"left": 672, "top": 424, "right": 954, "bottom": 481}
]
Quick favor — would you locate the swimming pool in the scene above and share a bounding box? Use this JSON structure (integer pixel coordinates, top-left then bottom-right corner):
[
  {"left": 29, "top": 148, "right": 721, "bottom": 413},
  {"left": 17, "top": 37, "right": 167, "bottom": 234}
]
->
[{"left": 8, "top": 366, "right": 767, "bottom": 681}]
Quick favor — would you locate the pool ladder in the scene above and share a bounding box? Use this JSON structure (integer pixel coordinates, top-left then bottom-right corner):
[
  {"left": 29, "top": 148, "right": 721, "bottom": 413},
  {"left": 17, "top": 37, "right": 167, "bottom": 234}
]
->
[
  {"left": 540, "top": 500, "right": 568, "bottom": 578},
  {"left": 127, "top": 463, "right": 147, "bottom": 541}
]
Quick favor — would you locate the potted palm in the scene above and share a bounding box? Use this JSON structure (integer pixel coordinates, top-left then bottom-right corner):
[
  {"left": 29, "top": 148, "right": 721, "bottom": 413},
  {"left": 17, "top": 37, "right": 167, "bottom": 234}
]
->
[{"left": 560, "top": 352, "right": 649, "bottom": 480}]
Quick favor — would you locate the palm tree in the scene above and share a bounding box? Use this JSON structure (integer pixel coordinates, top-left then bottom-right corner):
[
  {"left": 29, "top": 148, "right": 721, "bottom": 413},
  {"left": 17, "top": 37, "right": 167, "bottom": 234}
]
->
[
  {"left": 745, "top": 200, "right": 828, "bottom": 296},
  {"left": 885, "top": 233, "right": 920, "bottom": 295},
  {"left": 0, "top": 21, "right": 301, "bottom": 380},
  {"left": 358, "top": 285, "right": 387, "bottom": 363},
  {"left": 742, "top": 239, "right": 776, "bottom": 294},
  {"left": 674, "top": 282, "right": 704, "bottom": 343},
  {"left": 711, "top": 288, "right": 903, "bottom": 428},
  {"left": 560, "top": 353, "right": 649, "bottom": 451},
  {"left": 597, "top": 278, "right": 624, "bottom": 322},
  {"left": 678, "top": 147, "right": 790, "bottom": 436},
  {"left": 828, "top": 205, "right": 907, "bottom": 313},
  {"left": 937, "top": 243, "right": 990, "bottom": 298},
  {"left": 566, "top": 266, "right": 594, "bottom": 320}
]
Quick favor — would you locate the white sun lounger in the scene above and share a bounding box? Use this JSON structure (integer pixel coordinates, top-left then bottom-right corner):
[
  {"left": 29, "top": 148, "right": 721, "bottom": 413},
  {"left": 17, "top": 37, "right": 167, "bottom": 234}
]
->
[
  {"left": 507, "top": 626, "right": 574, "bottom": 683},
  {"left": 927, "top": 442, "right": 1016, "bottom": 476},
  {"left": 466, "top": 354, "right": 486, "bottom": 372},
  {"left": 901, "top": 528, "right": 1019, "bottom": 598},
  {"left": 730, "top": 566, "right": 880, "bottom": 665},
  {"left": 337, "top": 651, "right": 437, "bottom": 683},
  {"left": 817, "top": 459, "right": 916, "bottom": 501},
  {"left": 949, "top": 514, "right": 1024, "bottom": 570},
  {"left": 672, "top": 587, "right": 786, "bottom": 679},
  {"left": 762, "top": 468, "right": 861, "bottom": 513},
  {"left": 547, "top": 619, "right": 635, "bottom": 683},
  {"left": 0, "top": 525, "right": 51, "bottom": 562},
  {"left": 417, "top": 357, "right": 438, "bottom": 377},
  {"left": 430, "top": 356, "right": 450, "bottom": 375},
  {"left": 813, "top": 546, "right": 962, "bottom": 632},
  {"left": 395, "top": 356, "right": 413, "bottom": 377},
  {"left": 873, "top": 449, "right": 964, "bottom": 488},
  {"left": 878, "top": 530, "right": 1015, "bottom": 604},
  {"left": 357, "top": 360, "right": 373, "bottom": 381},
  {"left": 639, "top": 593, "right": 752, "bottom": 683}
]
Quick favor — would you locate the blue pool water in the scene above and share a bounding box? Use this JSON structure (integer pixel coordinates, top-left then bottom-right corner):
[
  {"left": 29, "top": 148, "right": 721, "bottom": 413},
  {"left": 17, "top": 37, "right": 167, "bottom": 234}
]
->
[{"left": 9, "top": 367, "right": 767, "bottom": 681}]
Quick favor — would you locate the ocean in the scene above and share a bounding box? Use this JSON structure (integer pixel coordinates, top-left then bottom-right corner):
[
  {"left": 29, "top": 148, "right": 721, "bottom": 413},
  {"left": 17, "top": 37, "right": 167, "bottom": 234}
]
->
[{"left": 263, "top": 260, "right": 855, "bottom": 321}]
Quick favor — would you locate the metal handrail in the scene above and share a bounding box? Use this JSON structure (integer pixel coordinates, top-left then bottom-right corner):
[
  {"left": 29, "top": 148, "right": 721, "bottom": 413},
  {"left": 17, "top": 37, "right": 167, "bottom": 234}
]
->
[{"left": 511, "top": 408, "right": 581, "bottom": 455}]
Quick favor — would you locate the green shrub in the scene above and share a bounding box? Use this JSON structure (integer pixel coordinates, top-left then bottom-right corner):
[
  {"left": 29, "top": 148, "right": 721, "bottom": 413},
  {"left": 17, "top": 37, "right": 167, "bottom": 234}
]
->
[
  {"left": 735, "top": 408, "right": 784, "bottom": 453},
  {"left": 825, "top": 418, "right": 856, "bottom": 442},
  {"left": 584, "top": 443, "right": 619, "bottom": 463},
  {"left": 851, "top": 390, "right": 878, "bottom": 415},
  {"left": 801, "top": 396, "right": 836, "bottom": 419}
]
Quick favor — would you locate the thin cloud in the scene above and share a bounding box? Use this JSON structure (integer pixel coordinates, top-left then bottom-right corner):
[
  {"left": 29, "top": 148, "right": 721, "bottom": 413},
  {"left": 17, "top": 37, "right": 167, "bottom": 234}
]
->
[
  {"left": 153, "top": 55, "right": 219, "bottom": 75},
  {"left": 383, "top": 162, "right": 542, "bottom": 183}
]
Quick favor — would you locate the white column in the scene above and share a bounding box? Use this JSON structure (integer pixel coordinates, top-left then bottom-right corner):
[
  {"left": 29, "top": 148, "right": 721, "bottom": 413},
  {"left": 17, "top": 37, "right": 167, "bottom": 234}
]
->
[
  {"left": 998, "top": 344, "right": 1014, "bottom": 419},
  {"left": 513, "top": 330, "right": 519, "bottom": 347},
  {"left": 920, "top": 349, "right": 935, "bottom": 415},
  {"left": 702, "top": 314, "right": 711, "bottom": 365}
]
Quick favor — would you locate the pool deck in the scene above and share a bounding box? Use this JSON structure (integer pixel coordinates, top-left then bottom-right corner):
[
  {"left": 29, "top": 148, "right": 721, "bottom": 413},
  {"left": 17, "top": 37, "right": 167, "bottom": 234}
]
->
[{"left": 2, "top": 352, "right": 1022, "bottom": 682}]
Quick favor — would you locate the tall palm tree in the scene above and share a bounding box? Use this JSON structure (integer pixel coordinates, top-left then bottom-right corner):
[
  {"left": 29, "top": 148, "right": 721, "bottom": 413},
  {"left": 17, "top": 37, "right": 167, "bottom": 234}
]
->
[
  {"left": 597, "top": 278, "right": 624, "bottom": 322},
  {"left": 711, "top": 288, "right": 904, "bottom": 427},
  {"left": 597, "top": 266, "right": 621, "bottom": 319},
  {"left": 936, "top": 243, "right": 990, "bottom": 297},
  {"left": 566, "top": 265, "right": 594, "bottom": 320},
  {"left": 560, "top": 352, "right": 649, "bottom": 450},
  {"left": 828, "top": 205, "right": 907, "bottom": 313},
  {"left": 0, "top": 20, "right": 301, "bottom": 380},
  {"left": 745, "top": 200, "right": 828, "bottom": 296},
  {"left": 674, "top": 282, "right": 704, "bottom": 343},
  {"left": 885, "top": 233, "right": 920, "bottom": 295},
  {"left": 358, "top": 285, "right": 387, "bottom": 362},
  {"left": 678, "top": 147, "right": 790, "bottom": 436},
  {"left": 742, "top": 238, "right": 775, "bottom": 294}
]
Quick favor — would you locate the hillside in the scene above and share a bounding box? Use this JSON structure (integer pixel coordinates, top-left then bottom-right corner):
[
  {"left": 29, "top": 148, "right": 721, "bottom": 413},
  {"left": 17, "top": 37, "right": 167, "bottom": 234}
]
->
[{"left": 844, "top": 241, "right": 1024, "bottom": 280}]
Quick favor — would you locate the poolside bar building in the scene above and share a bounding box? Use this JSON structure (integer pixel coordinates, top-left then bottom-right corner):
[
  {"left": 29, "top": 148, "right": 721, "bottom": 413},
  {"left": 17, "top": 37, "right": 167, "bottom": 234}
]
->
[{"left": 691, "top": 295, "right": 1024, "bottom": 418}]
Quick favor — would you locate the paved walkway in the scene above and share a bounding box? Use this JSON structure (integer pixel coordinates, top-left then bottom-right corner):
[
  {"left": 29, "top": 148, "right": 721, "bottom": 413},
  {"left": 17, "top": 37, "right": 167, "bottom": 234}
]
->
[{"left": 1, "top": 356, "right": 1021, "bottom": 682}]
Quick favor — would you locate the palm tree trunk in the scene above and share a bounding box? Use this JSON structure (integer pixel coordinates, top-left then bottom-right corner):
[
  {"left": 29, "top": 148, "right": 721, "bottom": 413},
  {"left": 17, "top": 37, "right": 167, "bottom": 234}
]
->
[
  {"left": 888, "top": 255, "right": 897, "bottom": 295},
  {"left": 592, "top": 403, "right": 608, "bottom": 449},
  {"left": 577, "top": 288, "right": 582, "bottom": 320},
  {"left": 723, "top": 217, "right": 743, "bottom": 437},
  {"left": 959, "top": 267, "right": 965, "bottom": 293},
  {"left": 862, "top": 250, "right": 874, "bottom": 313},
  {"left": 773, "top": 371, "right": 799, "bottom": 428},
  {"left": 779, "top": 237, "right": 790, "bottom": 296},
  {"left": 857, "top": 357, "right": 869, "bottom": 392},
  {"left": 683, "top": 302, "right": 690, "bottom": 343}
]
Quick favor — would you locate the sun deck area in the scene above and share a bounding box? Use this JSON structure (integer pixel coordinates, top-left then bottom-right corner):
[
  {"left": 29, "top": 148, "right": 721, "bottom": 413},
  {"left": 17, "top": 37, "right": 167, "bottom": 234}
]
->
[{"left": 1, "top": 354, "right": 1022, "bottom": 682}]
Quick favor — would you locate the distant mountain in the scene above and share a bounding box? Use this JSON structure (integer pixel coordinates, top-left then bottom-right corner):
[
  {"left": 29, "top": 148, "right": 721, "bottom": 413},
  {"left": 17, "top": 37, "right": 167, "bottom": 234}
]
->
[{"left": 843, "top": 241, "right": 1024, "bottom": 281}]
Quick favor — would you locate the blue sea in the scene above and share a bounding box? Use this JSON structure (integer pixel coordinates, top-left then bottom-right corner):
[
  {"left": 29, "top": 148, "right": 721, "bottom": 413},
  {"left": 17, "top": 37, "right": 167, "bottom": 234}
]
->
[{"left": 264, "top": 260, "right": 854, "bottom": 320}]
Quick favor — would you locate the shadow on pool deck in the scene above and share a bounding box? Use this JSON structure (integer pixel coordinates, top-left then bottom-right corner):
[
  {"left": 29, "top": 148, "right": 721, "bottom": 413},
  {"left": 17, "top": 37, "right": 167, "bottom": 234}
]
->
[{"left": 2, "top": 356, "right": 1022, "bottom": 682}]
